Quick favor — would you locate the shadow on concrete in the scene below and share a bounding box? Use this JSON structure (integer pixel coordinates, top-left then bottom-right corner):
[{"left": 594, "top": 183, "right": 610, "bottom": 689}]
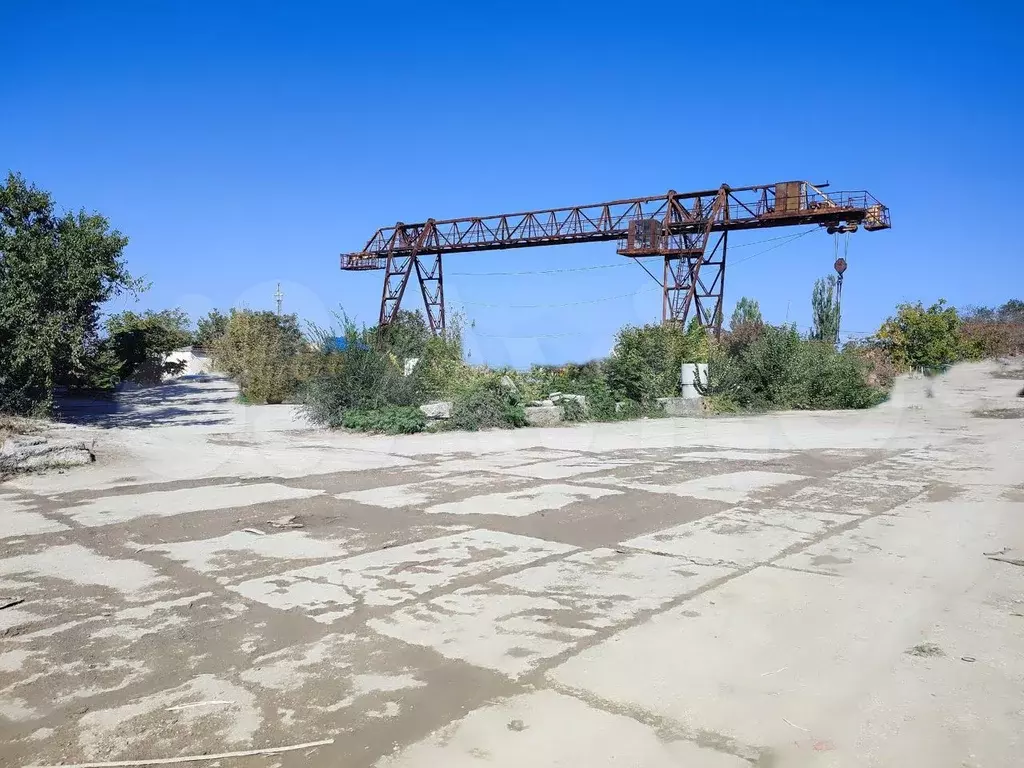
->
[{"left": 54, "top": 377, "right": 238, "bottom": 429}]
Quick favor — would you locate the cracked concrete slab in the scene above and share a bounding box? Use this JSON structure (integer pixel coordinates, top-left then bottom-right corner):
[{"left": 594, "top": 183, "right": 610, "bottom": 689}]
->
[
  {"left": 148, "top": 529, "right": 354, "bottom": 580},
  {"left": 0, "top": 505, "right": 69, "bottom": 538},
  {"left": 335, "top": 474, "right": 522, "bottom": 509},
  {"left": 229, "top": 530, "right": 576, "bottom": 622},
  {"left": 0, "top": 543, "right": 168, "bottom": 598},
  {"left": 621, "top": 506, "right": 850, "bottom": 566},
  {"left": 378, "top": 690, "right": 749, "bottom": 768},
  {"left": 425, "top": 484, "right": 621, "bottom": 517},
  {"left": 491, "top": 457, "right": 632, "bottom": 480},
  {"left": 595, "top": 469, "right": 810, "bottom": 503},
  {"left": 58, "top": 482, "right": 324, "bottom": 526},
  {"left": 370, "top": 549, "right": 731, "bottom": 677},
  {"left": 672, "top": 449, "right": 795, "bottom": 462}
]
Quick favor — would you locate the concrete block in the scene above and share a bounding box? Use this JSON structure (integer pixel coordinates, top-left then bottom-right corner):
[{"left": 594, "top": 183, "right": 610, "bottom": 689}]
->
[
  {"left": 524, "top": 405, "right": 563, "bottom": 427},
  {"left": 419, "top": 401, "right": 453, "bottom": 419},
  {"left": 0, "top": 436, "right": 94, "bottom": 474}
]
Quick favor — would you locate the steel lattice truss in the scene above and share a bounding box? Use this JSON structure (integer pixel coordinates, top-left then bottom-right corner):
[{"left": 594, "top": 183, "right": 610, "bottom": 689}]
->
[{"left": 340, "top": 181, "right": 890, "bottom": 336}]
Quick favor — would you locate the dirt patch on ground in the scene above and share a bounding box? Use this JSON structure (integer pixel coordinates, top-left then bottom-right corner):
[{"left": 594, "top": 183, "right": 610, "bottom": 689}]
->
[
  {"left": 989, "top": 368, "right": 1024, "bottom": 380},
  {"left": 924, "top": 483, "right": 962, "bottom": 503},
  {"left": 905, "top": 643, "right": 946, "bottom": 658},
  {"left": 972, "top": 408, "right": 1024, "bottom": 419},
  {"left": 1002, "top": 486, "right": 1024, "bottom": 503}
]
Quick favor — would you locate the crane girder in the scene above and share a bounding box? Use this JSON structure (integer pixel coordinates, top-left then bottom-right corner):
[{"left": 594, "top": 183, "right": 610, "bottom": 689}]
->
[{"left": 340, "top": 181, "right": 890, "bottom": 335}]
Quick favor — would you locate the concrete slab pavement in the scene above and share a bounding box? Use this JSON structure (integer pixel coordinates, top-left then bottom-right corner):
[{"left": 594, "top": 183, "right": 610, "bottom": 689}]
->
[{"left": 0, "top": 361, "right": 1021, "bottom": 767}]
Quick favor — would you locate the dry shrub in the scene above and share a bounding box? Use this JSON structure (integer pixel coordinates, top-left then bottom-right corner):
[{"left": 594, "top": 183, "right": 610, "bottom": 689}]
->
[
  {"left": 960, "top": 320, "right": 1024, "bottom": 359},
  {"left": 853, "top": 346, "right": 900, "bottom": 389}
]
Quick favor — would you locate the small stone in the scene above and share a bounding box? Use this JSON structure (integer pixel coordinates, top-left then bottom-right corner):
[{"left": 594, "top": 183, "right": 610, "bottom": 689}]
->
[{"left": 507, "top": 719, "right": 527, "bottom": 732}]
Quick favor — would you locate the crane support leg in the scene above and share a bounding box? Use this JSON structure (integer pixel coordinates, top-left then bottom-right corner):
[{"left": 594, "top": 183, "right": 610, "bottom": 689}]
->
[
  {"left": 379, "top": 221, "right": 436, "bottom": 327},
  {"left": 663, "top": 190, "right": 728, "bottom": 333},
  {"left": 379, "top": 250, "right": 417, "bottom": 326},
  {"left": 415, "top": 254, "right": 445, "bottom": 335}
]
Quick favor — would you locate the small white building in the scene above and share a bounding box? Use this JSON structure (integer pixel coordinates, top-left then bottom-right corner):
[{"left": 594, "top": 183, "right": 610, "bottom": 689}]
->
[{"left": 164, "top": 347, "right": 214, "bottom": 378}]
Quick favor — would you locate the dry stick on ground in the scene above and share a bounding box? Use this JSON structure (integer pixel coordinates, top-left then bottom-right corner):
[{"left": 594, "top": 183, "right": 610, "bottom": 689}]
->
[{"left": 32, "top": 738, "right": 335, "bottom": 768}]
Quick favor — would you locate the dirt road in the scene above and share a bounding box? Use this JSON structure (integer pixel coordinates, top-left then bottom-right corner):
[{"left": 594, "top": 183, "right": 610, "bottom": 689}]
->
[{"left": 1, "top": 364, "right": 1022, "bottom": 767}]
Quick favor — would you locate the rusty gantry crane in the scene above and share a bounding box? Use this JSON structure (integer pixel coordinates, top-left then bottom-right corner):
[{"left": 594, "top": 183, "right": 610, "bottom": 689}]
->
[{"left": 340, "top": 181, "right": 890, "bottom": 336}]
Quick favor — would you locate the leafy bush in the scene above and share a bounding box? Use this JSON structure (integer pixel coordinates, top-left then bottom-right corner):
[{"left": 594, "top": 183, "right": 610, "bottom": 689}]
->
[
  {"left": 702, "top": 324, "right": 802, "bottom": 409},
  {"left": 558, "top": 397, "right": 586, "bottom": 422},
  {"left": 194, "top": 309, "right": 229, "bottom": 350},
  {"left": 449, "top": 376, "right": 528, "bottom": 431},
  {"left": 371, "top": 310, "right": 432, "bottom": 361},
  {"left": 213, "top": 310, "right": 306, "bottom": 404},
  {"left": 537, "top": 361, "right": 617, "bottom": 420},
  {"left": 875, "top": 300, "right": 965, "bottom": 373},
  {"left": 700, "top": 325, "right": 884, "bottom": 410},
  {"left": 300, "top": 318, "right": 419, "bottom": 426},
  {"left": 784, "top": 342, "right": 887, "bottom": 409},
  {"left": 606, "top": 321, "right": 708, "bottom": 406},
  {"left": 413, "top": 315, "right": 471, "bottom": 399},
  {"left": 340, "top": 406, "right": 425, "bottom": 434}
]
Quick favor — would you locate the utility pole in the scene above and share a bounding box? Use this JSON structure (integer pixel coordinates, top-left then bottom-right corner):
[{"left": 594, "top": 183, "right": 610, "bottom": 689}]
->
[{"left": 274, "top": 282, "right": 284, "bottom": 316}]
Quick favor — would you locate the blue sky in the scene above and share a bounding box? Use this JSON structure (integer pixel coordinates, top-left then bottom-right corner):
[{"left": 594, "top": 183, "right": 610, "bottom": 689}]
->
[{"left": 4, "top": 1, "right": 1022, "bottom": 366}]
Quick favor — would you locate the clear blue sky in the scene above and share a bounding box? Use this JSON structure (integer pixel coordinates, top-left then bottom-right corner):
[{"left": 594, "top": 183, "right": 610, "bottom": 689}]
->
[{"left": 4, "top": 1, "right": 1021, "bottom": 367}]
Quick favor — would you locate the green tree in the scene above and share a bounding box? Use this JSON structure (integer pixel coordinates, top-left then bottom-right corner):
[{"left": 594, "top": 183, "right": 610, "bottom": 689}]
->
[
  {"left": 730, "top": 297, "right": 763, "bottom": 330},
  {"left": 811, "top": 275, "right": 840, "bottom": 343},
  {"left": 875, "top": 300, "right": 964, "bottom": 371},
  {"left": 105, "top": 309, "right": 194, "bottom": 382},
  {"left": 996, "top": 299, "right": 1024, "bottom": 323},
  {"left": 194, "top": 309, "right": 229, "bottom": 349},
  {"left": 0, "top": 172, "right": 140, "bottom": 415}
]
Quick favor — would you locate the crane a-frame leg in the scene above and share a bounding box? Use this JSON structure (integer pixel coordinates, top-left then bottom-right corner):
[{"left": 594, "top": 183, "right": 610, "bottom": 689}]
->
[
  {"left": 662, "top": 191, "right": 727, "bottom": 337},
  {"left": 378, "top": 221, "right": 446, "bottom": 334},
  {"left": 379, "top": 249, "right": 417, "bottom": 326}
]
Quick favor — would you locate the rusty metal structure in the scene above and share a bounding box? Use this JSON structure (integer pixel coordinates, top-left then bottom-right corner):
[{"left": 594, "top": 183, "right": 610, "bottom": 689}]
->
[{"left": 340, "top": 181, "right": 890, "bottom": 336}]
